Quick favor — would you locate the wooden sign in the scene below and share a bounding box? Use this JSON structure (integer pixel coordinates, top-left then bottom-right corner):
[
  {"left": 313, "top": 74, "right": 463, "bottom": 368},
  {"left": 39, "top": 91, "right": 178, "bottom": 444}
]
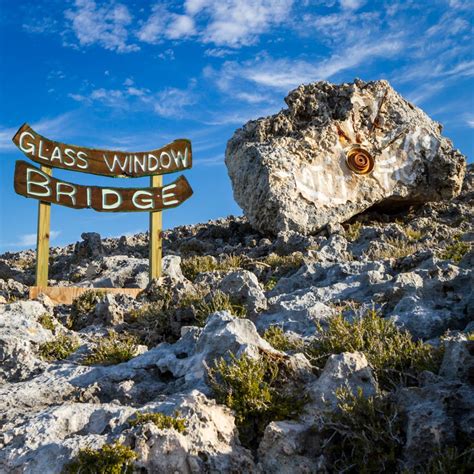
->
[
  {"left": 13, "top": 123, "right": 192, "bottom": 177},
  {"left": 12, "top": 124, "right": 194, "bottom": 289},
  {"left": 14, "top": 161, "right": 193, "bottom": 212}
]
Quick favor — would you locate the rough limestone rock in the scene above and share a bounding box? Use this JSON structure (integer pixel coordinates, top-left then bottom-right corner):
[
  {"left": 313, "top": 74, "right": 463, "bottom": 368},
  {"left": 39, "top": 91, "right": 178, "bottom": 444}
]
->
[
  {"left": 0, "top": 301, "right": 52, "bottom": 383},
  {"left": 258, "top": 420, "right": 323, "bottom": 473},
  {"left": 218, "top": 270, "right": 268, "bottom": 315},
  {"left": 439, "top": 334, "right": 474, "bottom": 383},
  {"left": 306, "top": 352, "right": 377, "bottom": 412},
  {"left": 130, "top": 391, "right": 256, "bottom": 473},
  {"left": 74, "top": 232, "right": 104, "bottom": 259},
  {"left": 257, "top": 291, "right": 334, "bottom": 337},
  {"left": 397, "top": 381, "right": 474, "bottom": 469},
  {"left": 0, "top": 402, "right": 136, "bottom": 473},
  {"left": 226, "top": 79, "right": 466, "bottom": 235}
]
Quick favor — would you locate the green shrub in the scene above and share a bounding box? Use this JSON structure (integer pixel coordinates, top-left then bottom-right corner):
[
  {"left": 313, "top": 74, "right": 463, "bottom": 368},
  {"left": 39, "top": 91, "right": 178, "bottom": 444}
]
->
[
  {"left": 345, "top": 221, "right": 363, "bottom": 241},
  {"left": 64, "top": 442, "right": 137, "bottom": 474},
  {"left": 322, "top": 387, "right": 403, "bottom": 473},
  {"left": 306, "top": 309, "right": 443, "bottom": 389},
  {"left": 181, "top": 255, "right": 244, "bottom": 281},
  {"left": 69, "top": 290, "right": 105, "bottom": 329},
  {"left": 263, "top": 277, "right": 278, "bottom": 291},
  {"left": 126, "top": 302, "right": 175, "bottom": 346},
  {"left": 38, "top": 313, "right": 56, "bottom": 331},
  {"left": 129, "top": 411, "right": 186, "bottom": 433},
  {"left": 83, "top": 331, "right": 139, "bottom": 366},
  {"left": 422, "top": 445, "right": 474, "bottom": 474},
  {"left": 262, "top": 252, "right": 304, "bottom": 274},
  {"left": 263, "top": 326, "right": 304, "bottom": 352},
  {"left": 439, "top": 241, "right": 471, "bottom": 263},
  {"left": 404, "top": 227, "right": 422, "bottom": 241},
  {"left": 368, "top": 238, "right": 419, "bottom": 260},
  {"left": 208, "top": 352, "right": 306, "bottom": 448},
  {"left": 39, "top": 334, "right": 80, "bottom": 361},
  {"left": 194, "top": 291, "right": 247, "bottom": 325}
]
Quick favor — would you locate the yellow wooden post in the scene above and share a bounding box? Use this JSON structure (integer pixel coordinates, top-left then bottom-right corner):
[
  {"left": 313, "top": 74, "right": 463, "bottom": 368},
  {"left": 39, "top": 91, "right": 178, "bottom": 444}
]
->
[
  {"left": 35, "top": 165, "right": 52, "bottom": 287},
  {"left": 149, "top": 174, "right": 163, "bottom": 280}
]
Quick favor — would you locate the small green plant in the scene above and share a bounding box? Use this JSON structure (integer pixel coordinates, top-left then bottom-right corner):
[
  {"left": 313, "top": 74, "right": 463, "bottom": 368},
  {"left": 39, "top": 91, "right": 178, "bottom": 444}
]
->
[
  {"left": 306, "top": 309, "right": 443, "bottom": 389},
  {"left": 422, "top": 445, "right": 474, "bottom": 473},
  {"left": 38, "top": 313, "right": 56, "bottom": 331},
  {"left": 126, "top": 301, "right": 175, "bottom": 346},
  {"left": 263, "top": 277, "right": 278, "bottom": 291},
  {"left": 64, "top": 442, "right": 137, "bottom": 474},
  {"left": 263, "top": 326, "right": 304, "bottom": 352},
  {"left": 82, "top": 331, "right": 139, "bottom": 366},
  {"left": 181, "top": 255, "right": 244, "bottom": 281},
  {"left": 439, "top": 241, "right": 471, "bottom": 263},
  {"left": 69, "top": 290, "right": 105, "bottom": 329},
  {"left": 194, "top": 291, "right": 247, "bottom": 325},
  {"left": 181, "top": 255, "right": 217, "bottom": 280},
  {"left": 345, "top": 221, "right": 363, "bottom": 241},
  {"left": 466, "top": 332, "right": 474, "bottom": 341},
  {"left": 368, "top": 237, "right": 419, "bottom": 260},
  {"left": 129, "top": 411, "right": 186, "bottom": 433},
  {"left": 322, "top": 387, "right": 403, "bottom": 473},
  {"left": 208, "top": 352, "right": 306, "bottom": 448},
  {"left": 263, "top": 252, "right": 304, "bottom": 273},
  {"left": 404, "top": 227, "right": 423, "bottom": 241},
  {"left": 39, "top": 334, "right": 80, "bottom": 361}
]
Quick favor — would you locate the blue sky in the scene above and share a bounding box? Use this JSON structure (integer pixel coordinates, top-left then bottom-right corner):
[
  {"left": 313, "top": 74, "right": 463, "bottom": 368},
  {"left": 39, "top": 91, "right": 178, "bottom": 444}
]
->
[{"left": 0, "top": 0, "right": 472, "bottom": 252}]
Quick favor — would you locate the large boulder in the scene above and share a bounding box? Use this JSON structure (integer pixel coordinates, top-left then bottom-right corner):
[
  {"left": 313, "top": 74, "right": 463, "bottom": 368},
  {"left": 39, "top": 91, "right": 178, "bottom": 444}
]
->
[{"left": 225, "top": 79, "right": 466, "bottom": 235}]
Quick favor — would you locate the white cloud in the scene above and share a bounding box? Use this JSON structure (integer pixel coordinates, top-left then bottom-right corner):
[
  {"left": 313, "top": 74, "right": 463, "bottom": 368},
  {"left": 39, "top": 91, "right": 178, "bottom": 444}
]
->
[
  {"left": 0, "top": 113, "right": 73, "bottom": 151},
  {"left": 65, "top": 0, "right": 139, "bottom": 52},
  {"left": 69, "top": 81, "right": 195, "bottom": 118},
  {"left": 69, "top": 86, "right": 150, "bottom": 108},
  {"left": 195, "top": 154, "right": 225, "bottom": 166},
  {"left": 211, "top": 39, "right": 403, "bottom": 92},
  {"left": 340, "top": 0, "right": 365, "bottom": 10},
  {"left": 465, "top": 114, "right": 474, "bottom": 128},
  {"left": 138, "top": 0, "right": 293, "bottom": 47},
  {"left": 204, "top": 48, "right": 235, "bottom": 58},
  {"left": 152, "top": 86, "right": 197, "bottom": 118},
  {"left": 137, "top": 5, "right": 195, "bottom": 44},
  {"left": 188, "top": 0, "right": 294, "bottom": 47},
  {"left": 15, "top": 231, "right": 61, "bottom": 248}
]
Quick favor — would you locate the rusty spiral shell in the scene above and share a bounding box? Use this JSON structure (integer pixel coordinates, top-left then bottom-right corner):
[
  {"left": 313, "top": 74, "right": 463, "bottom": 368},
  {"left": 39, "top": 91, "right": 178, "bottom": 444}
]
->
[{"left": 345, "top": 146, "right": 375, "bottom": 175}]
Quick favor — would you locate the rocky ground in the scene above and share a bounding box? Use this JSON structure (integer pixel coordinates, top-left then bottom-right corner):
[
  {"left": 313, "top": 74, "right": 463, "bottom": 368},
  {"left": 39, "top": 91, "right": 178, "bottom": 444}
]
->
[{"left": 0, "top": 165, "right": 473, "bottom": 473}]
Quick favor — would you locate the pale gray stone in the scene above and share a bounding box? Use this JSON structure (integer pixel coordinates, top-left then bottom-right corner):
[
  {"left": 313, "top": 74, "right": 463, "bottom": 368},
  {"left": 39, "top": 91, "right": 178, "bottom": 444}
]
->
[
  {"left": 218, "top": 270, "right": 268, "bottom": 315},
  {"left": 306, "top": 352, "right": 377, "bottom": 413},
  {"left": 226, "top": 79, "right": 465, "bottom": 235}
]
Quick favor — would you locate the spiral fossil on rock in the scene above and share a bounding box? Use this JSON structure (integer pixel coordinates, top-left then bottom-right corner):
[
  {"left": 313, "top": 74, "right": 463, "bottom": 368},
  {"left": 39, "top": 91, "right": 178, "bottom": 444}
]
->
[{"left": 345, "top": 146, "right": 375, "bottom": 175}]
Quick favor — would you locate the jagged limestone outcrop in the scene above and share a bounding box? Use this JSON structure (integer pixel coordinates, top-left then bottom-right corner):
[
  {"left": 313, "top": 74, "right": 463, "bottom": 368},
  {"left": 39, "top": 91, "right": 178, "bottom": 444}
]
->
[{"left": 226, "top": 79, "right": 466, "bottom": 235}]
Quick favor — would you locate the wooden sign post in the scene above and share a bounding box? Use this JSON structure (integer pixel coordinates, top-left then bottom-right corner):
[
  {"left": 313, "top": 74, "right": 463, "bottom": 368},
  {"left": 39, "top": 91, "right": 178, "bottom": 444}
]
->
[
  {"left": 149, "top": 174, "right": 163, "bottom": 280},
  {"left": 36, "top": 165, "right": 52, "bottom": 287},
  {"left": 12, "top": 124, "right": 193, "bottom": 302}
]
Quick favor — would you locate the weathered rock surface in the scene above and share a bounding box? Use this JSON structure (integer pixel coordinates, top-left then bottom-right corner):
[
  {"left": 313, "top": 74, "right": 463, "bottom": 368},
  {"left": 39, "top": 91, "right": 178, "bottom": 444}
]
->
[
  {"left": 218, "top": 270, "right": 268, "bottom": 315},
  {"left": 226, "top": 79, "right": 466, "bottom": 235},
  {"left": 0, "top": 301, "right": 52, "bottom": 383}
]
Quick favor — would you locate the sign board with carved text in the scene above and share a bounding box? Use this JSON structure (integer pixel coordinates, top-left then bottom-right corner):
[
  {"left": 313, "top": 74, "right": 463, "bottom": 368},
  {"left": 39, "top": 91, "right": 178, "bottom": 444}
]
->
[{"left": 12, "top": 123, "right": 194, "bottom": 294}]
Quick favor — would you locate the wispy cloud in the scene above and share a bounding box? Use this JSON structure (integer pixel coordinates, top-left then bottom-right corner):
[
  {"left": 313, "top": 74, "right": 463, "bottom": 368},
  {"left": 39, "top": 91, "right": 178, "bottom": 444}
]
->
[
  {"left": 69, "top": 81, "right": 197, "bottom": 119},
  {"left": 0, "top": 231, "right": 61, "bottom": 251},
  {"left": 208, "top": 39, "right": 403, "bottom": 93},
  {"left": 138, "top": 0, "right": 294, "bottom": 48},
  {"left": 151, "top": 85, "right": 197, "bottom": 118},
  {"left": 64, "top": 0, "right": 139, "bottom": 53},
  {"left": 187, "top": 0, "right": 294, "bottom": 47},
  {"left": 137, "top": 4, "right": 196, "bottom": 44},
  {"left": 0, "top": 113, "right": 74, "bottom": 152},
  {"left": 195, "top": 154, "right": 225, "bottom": 166}
]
